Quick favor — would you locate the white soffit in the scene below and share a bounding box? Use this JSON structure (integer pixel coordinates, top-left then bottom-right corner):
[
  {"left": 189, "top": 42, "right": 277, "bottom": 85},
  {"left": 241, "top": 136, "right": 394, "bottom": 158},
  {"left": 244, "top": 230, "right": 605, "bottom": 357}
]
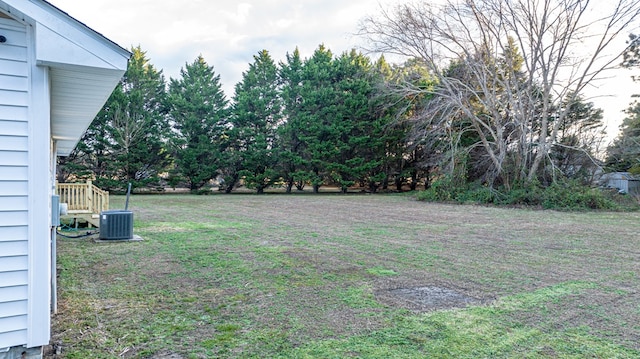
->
[
  {"left": 50, "top": 66, "right": 123, "bottom": 156},
  {"left": 0, "top": 0, "right": 129, "bottom": 156}
]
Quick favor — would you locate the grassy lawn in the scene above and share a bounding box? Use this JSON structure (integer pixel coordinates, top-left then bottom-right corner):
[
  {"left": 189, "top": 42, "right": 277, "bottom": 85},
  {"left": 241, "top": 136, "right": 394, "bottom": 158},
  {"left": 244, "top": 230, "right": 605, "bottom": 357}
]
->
[{"left": 52, "top": 194, "right": 640, "bottom": 358}]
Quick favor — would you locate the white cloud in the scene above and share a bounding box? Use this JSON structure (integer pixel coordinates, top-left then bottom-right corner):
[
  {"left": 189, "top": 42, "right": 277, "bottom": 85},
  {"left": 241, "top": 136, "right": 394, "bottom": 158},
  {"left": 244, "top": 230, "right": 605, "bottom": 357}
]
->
[{"left": 222, "top": 3, "right": 253, "bottom": 25}]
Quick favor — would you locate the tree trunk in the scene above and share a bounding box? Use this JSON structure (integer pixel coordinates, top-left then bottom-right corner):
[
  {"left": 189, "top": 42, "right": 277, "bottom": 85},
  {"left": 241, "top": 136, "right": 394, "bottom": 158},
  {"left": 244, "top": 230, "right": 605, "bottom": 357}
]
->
[
  {"left": 312, "top": 169, "right": 321, "bottom": 193},
  {"left": 410, "top": 169, "right": 418, "bottom": 191},
  {"left": 189, "top": 182, "right": 199, "bottom": 192},
  {"left": 424, "top": 167, "right": 431, "bottom": 190},
  {"left": 286, "top": 179, "right": 294, "bottom": 194},
  {"left": 395, "top": 176, "right": 403, "bottom": 192},
  {"left": 528, "top": 98, "right": 552, "bottom": 183},
  {"left": 224, "top": 174, "right": 238, "bottom": 194},
  {"left": 369, "top": 181, "right": 379, "bottom": 193}
]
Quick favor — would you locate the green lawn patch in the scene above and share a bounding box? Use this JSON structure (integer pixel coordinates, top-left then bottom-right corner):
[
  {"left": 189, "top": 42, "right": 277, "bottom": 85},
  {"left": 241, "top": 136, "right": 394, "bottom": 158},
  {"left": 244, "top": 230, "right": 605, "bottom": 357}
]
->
[{"left": 52, "top": 195, "right": 640, "bottom": 358}]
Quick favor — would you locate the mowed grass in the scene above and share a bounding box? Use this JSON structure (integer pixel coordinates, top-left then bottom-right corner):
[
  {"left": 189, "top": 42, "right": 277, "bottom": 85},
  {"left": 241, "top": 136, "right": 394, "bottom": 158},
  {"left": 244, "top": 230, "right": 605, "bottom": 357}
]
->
[{"left": 52, "top": 194, "right": 640, "bottom": 358}]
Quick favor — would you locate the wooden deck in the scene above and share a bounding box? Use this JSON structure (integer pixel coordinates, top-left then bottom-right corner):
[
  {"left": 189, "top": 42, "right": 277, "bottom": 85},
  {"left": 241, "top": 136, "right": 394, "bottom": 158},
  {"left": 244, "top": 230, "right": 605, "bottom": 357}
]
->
[{"left": 56, "top": 180, "right": 109, "bottom": 227}]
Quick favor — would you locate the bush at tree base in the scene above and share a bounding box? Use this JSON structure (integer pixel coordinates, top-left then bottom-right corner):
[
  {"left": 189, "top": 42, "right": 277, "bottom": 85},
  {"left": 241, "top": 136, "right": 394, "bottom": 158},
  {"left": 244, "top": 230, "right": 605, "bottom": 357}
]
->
[{"left": 416, "top": 177, "right": 635, "bottom": 211}]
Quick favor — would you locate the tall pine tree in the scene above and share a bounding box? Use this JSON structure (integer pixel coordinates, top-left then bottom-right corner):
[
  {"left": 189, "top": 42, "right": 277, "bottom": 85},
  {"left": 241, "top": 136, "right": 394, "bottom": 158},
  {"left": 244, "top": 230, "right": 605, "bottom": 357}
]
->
[
  {"left": 229, "top": 50, "right": 282, "bottom": 193},
  {"left": 297, "top": 45, "right": 337, "bottom": 192},
  {"left": 328, "top": 50, "right": 382, "bottom": 192},
  {"left": 278, "top": 47, "right": 308, "bottom": 193},
  {"left": 606, "top": 102, "right": 640, "bottom": 174},
  {"left": 168, "top": 55, "right": 229, "bottom": 191},
  {"left": 59, "top": 46, "right": 170, "bottom": 191},
  {"left": 607, "top": 34, "right": 640, "bottom": 175}
]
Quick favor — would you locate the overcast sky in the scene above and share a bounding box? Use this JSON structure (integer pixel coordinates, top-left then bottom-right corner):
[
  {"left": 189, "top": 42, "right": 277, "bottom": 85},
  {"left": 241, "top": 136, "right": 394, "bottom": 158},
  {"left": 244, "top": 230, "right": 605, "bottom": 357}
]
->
[
  {"left": 47, "top": 0, "right": 638, "bottom": 141},
  {"left": 46, "top": 0, "right": 402, "bottom": 93}
]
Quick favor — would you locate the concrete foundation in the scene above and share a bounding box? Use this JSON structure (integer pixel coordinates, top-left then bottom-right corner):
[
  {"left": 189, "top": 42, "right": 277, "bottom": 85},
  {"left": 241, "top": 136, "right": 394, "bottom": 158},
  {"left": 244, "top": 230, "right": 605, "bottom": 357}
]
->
[{"left": 0, "top": 346, "right": 42, "bottom": 359}]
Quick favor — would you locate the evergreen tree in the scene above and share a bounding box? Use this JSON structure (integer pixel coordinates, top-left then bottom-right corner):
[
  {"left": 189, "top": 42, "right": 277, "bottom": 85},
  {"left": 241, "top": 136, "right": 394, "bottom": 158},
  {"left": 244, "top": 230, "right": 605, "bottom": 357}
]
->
[
  {"left": 551, "top": 94, "right": 605, "bottom": 182},
  {"left": 329, "top": 50, "right": 383, "bottom": 193},
  {"left": 229, "top": 50, "right": 282, "bottom": 193},
  {"left": 384, "top": 58, "right": 438, "bottom": 190},
  {"left": 606, "top": 34, "right": 640, "bottom": 175},
  {"left": 606, "top": 102, "right": 640, "bottom": 174},
  {"left": 60, "top": 46, "right": 170, "bottom": 191},
  {"left": 284, "top": 46, "right": 392, "bottom": 193},
  {"left": 168, "top": 55, "right": 229, "bottom": 191},
  {"left": 297, "top": 45, "right": 339, "bottom": 192},
  {"left": 105, "top": 46, "right": 170, "bottom": 190},
  {"left": 371, "top": 55, "right": 416, "bottom": 191},
  {"left": 278, "top": 47, "right": 308, "bottom": 193}
]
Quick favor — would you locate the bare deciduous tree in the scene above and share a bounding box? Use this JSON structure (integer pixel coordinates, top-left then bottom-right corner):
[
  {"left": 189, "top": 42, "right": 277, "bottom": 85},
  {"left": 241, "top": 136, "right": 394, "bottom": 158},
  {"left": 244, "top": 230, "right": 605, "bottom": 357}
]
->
[{"left": 360, "top": 0, "right": 640, "bottom": 187}]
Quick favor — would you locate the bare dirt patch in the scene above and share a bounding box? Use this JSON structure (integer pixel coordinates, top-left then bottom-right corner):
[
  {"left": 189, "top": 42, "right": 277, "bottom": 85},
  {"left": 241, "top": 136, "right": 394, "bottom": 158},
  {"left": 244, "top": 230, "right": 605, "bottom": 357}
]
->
[{"left": 382, "top": 286, "right": 482, "bottom": 312}]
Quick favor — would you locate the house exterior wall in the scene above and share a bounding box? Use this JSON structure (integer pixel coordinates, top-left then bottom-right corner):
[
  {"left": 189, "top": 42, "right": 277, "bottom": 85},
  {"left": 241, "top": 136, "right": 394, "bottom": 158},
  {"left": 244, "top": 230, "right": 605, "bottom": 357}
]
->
[
  {"left": 0, "top": 14, "right": 51, "bottom": 350},
  {"left": 0, "top": 16, "right": 30, "bottom": 349},
  {"left": 0, "top": 1, "right": 128, "bottom": 353},
  {"left": 27, "top": 45, "right": 52, "bottom": 348}
]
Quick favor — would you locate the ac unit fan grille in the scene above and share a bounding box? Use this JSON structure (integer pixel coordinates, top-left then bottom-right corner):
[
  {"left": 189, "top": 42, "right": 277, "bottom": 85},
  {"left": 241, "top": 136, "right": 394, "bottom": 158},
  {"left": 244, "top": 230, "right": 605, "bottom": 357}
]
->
[{"left": 99, "top": 210, "right": 134, "bottom": 240}]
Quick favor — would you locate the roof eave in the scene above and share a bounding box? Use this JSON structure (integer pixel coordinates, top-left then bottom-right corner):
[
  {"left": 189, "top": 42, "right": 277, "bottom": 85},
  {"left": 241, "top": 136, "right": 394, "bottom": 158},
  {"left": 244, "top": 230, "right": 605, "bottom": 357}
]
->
[{"left": 0, "top": 0, "right": 130, "bottom": 156}]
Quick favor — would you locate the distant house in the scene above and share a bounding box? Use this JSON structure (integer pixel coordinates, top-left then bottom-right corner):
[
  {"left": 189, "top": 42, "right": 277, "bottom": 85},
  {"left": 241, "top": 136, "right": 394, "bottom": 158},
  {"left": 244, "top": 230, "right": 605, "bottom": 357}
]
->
[
  {"left": 601, "top": 172, "right": 640, "bottom": 194},
  {"left": 0, "top": 1, "right": 129, "bottom": 357}
]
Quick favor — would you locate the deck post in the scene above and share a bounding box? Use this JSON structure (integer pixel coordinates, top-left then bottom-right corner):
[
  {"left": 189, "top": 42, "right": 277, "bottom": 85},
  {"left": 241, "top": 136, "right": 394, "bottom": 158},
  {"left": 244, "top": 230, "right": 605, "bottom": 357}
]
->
[{"left": 86, "top": 180, "right": 93, "bottom": 213}]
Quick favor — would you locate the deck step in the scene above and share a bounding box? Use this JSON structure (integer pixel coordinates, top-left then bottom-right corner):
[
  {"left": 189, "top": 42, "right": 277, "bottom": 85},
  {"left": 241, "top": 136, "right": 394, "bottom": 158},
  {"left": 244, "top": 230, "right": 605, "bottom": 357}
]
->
[{"left": 61, "top": 213, "right": 101, "bottom": 228}]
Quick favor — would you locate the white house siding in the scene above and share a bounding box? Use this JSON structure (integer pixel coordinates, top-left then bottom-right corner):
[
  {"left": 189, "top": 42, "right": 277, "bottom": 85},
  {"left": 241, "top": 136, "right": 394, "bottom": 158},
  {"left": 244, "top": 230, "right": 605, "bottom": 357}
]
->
[{"left": 0, "top": 16, "right": 29, "bottom": 348}]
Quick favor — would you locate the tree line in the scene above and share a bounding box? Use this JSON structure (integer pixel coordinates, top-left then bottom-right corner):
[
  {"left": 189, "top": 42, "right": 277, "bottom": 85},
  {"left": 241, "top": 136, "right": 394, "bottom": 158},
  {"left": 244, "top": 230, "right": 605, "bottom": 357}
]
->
[
  {"left": 58, "top": 45, "right": 423, "bottom": 193},
  {"left": 58, "top": 0, "right": 640, "bottom": 200}
]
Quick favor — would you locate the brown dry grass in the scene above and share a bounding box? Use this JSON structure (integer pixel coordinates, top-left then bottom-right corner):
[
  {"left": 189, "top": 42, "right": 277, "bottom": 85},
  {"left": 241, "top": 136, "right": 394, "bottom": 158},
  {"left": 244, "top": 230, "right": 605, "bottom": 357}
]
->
[{"left": 50, "top": 193, "right": 640, "bottom": 358}]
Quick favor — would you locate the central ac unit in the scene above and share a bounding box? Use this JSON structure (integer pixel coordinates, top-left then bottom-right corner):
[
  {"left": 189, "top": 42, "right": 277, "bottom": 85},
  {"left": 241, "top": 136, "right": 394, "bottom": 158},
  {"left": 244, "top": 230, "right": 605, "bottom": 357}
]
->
[{"left": 99, "top": 210, "right": 134, "bottom": 240}]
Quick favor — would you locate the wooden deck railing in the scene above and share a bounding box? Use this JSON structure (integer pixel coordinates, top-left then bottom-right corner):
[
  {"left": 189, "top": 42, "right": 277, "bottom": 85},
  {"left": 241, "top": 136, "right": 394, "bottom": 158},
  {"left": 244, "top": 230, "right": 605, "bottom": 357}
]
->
[{"left": 56, "top": 180, "right": 109, "bottom": 214}]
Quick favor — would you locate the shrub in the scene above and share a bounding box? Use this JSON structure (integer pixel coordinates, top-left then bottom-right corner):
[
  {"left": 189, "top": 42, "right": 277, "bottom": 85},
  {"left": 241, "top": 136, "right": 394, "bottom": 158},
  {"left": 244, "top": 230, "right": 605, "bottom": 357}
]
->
[
  {"left": 497, "top": 182, "right": 545, "bottom": 206},
  {"left": 417, "top": 178, "right": 626, "bottom": 211},
  {"left": 456, "top": 186, "right": 497, "bottom": 204},
  {"left": 416, "top": 176, "right": 460, "bottom": 202},
  {"left": 194, "top": 188, "right": 213, "bottom": 195},
  {"left": 541, "top": 181, "right": 618, "bottom": 211}
]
